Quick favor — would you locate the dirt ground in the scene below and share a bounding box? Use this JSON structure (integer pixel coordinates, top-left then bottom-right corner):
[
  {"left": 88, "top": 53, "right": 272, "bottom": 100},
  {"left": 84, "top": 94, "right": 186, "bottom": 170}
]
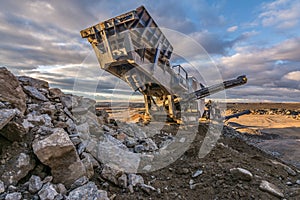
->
[
  {"left": 226, "top": 103, "right": 300, "bottom": 169},
  {"left": 96, "top": 125, "right": 300, "bottom": 200},
  {"left": 93, "top": 103, "right": 300, "bottom": 200}
]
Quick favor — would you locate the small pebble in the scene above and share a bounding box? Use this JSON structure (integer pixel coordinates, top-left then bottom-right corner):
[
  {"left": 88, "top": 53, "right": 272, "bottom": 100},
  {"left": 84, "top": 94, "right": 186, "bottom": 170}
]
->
[
  {"left": 192, "top": 169, "right": 203, "bottom": 178},
  {"left": 286, "top": 181, "right": 293, "bottom": 186},
  {"left": 189, "top": 179, "right": 194, "bottom": 185}
]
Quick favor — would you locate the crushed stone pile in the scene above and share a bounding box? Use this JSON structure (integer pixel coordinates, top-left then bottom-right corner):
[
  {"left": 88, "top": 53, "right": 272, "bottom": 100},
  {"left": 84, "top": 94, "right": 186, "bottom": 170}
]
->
[{"left": 0, "top": 67, "right": 300, "bottom": 200}]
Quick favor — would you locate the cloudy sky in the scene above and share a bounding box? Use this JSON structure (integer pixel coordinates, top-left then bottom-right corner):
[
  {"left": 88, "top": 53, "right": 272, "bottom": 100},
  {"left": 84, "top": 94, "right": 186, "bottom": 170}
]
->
[{"left": 1, "top": 0, "right": 300, "bottom": 102}]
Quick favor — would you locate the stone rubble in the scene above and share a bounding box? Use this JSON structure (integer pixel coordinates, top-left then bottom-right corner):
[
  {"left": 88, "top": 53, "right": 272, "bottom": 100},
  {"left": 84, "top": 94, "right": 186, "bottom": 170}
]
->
[
  {"left": 23, "top": 86, "right": 48, "bottom": 102},
  {"left": 38, "top": 183, "right": 58, "bottom": 200},
  {"left": 0, "top": 67, "right": 299, "bottom": 199},
  {"left": 128, "top": 174, "right": 144, "bottom": 187},
  {"left": 4, "top": 192, "right": 22, "bottom": 200},
  {"left": 28, "top": 175, "right": 43, "bottom": 193},
  {"left": 0, "top": 180, "right": 4, "bottom": 194},
  {"left": 0, "top": 109, "right": 19, "bottom": 130},
  {"left": 0, "top": 120, "right": 27, "bottom": 142},
  {"left": 69, "top": 176, "right": 89, "bottom": 190},
  {"left": 66, "top": 182, "right": 109, "bottom": 200},
  {"left": 0, "top": 68, "right": 27, "bottom": 114},
  {"left": 0, "top": 151, "right": 36, "bottom": 186},
  {"left": 18, "top": 76, "right": 49, "bottom": 89},
  {"left": 101, "top": 164, "right": 124, "bottom": 186},
  {"left": 0, "top": 67, "right": 176, "bottom": 199}
]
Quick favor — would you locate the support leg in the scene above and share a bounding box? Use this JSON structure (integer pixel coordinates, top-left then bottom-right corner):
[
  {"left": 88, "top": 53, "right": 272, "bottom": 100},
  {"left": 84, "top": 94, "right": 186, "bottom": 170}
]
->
[
  {"left": 143, "top": 95, "right": 151, "bottom": 122},
  {"left": 167, "top": 95, "right": 175, "bottom": 119}
]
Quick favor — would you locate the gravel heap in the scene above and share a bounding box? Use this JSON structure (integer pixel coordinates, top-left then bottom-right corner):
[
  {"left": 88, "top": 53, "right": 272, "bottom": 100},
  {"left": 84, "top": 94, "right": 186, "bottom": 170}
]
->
[{"left": 0, "top": 67, "right": 158, "bottom": 200}]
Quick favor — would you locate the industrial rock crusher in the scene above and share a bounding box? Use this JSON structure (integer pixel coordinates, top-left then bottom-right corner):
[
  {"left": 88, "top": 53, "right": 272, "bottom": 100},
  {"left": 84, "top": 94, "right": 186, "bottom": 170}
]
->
[{"left": 80, "top": 6, "right": 247, "bottom": 123}]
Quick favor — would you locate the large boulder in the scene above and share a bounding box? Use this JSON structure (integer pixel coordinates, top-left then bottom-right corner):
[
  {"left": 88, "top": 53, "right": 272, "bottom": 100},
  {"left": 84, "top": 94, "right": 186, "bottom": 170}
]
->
[
  {"left": 86, "top": 135, "right": 140, "bottom": 173},
  {"left": 18, "top": 76, "right": 49, "bottom": 89},
  {"left": 32, "top": 128, "right": 87, "bottom": 188},
  {"left": 0, "top": 68, "right": 26, "bottom": 114},
  {"left": 23, "top": 86, "right": 48, "bottom": 101}
]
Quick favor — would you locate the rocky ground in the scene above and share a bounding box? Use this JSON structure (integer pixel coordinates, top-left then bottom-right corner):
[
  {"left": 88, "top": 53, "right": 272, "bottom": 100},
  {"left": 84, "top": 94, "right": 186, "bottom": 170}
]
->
[{"left": 0, "top": 67, "right": 300, "bottom": 199}]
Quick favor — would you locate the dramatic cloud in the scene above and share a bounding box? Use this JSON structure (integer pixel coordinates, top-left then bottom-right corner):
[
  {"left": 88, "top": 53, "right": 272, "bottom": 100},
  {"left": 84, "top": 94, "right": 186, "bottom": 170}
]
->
[
  {"left": 220, "top": 37, "right": 300, "bottom": 72},
  {"left": 0, "top": 1, "right": 299, "bottom": 102},
  {"left": 188, "top": 31, "right": 253, "bottom": 55},
  {"left": 283, "top": 71, "right": 300, "bottom": 81},
  {"left": 259, "top": 0, "right": 300, "bottom": 29},
  {"left": 219, "top": 37, "right": 300, "bottom": 100},
  {"left": 0, "top": 0, "right": 227, "bottom": 66}
]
